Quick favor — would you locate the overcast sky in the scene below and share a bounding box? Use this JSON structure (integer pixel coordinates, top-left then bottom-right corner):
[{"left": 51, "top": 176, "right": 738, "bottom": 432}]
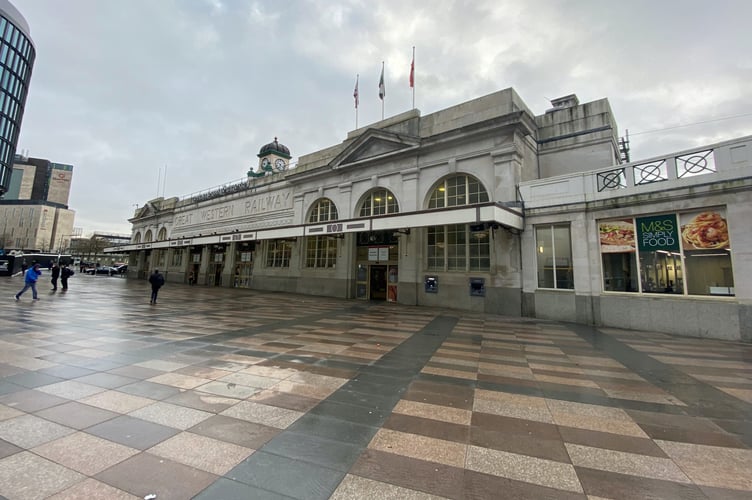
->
[{"left": 12, "top": 0, "right": 752, "bottom": 236}]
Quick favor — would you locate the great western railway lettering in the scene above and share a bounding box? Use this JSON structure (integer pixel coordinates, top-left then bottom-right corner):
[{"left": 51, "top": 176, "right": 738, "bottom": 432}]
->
[
  {"left": 172, "top": 190, "right": 293, "bottom": 228},
  {"left": 244, "top": 191, "right": 292, "bottom": 215}
]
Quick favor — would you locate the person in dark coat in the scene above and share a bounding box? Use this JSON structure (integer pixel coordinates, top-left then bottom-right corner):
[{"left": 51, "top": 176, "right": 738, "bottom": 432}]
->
[
  {"left": 148, "top": 269, "right": 165, "bottom": 304},
  {"left": 61, "top": 265, "right": 74, "bottom": 291},
  {"left": 51, "top": 263, "right": 60, "bottom": 291}
]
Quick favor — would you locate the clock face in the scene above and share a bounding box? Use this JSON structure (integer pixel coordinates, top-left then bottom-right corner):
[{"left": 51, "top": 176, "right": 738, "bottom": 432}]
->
[
  {"left": 274, "top": 159, "right": 286, "bottom": 170},
  {"left": 261, "top": 158, "right": 271, "bottom": 169}
]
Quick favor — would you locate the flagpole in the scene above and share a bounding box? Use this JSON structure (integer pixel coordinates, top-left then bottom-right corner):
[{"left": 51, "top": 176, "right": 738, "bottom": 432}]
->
[{"left": 411, "top": 46, "right": 415, "bottom": 109}]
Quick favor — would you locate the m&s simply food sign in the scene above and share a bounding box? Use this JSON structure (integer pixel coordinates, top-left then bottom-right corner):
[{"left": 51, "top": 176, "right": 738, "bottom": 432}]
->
[{"left": 636, "top": 214, "right": 680, "bottom": 252}]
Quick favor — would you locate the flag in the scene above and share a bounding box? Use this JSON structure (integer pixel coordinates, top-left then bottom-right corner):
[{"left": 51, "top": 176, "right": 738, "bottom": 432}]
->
[
  {"left": 378, "top": 65, "right": 385, "bottom": 100},
  {"left": 409, "top": 56, "right": 414, "bottom": 88},
  {"left": 353, "top": 75, "right": 359, "bottom": 109}
]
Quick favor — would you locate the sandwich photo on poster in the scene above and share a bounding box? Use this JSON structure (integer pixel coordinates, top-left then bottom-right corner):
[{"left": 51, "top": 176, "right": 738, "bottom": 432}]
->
[{"left": 598, "top": 219, "right": 636, "bottom": 253}]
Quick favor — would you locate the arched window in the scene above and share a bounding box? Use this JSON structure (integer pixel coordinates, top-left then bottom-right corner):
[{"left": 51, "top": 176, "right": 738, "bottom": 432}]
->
[
  {"left": 427, "top": 174, "right": 491, "bottom": 271},
  {"left": 359, "top": 188, "right": 399, "bottom": 217},
  {"left": 428, "top": 174, "right": 489, "bottom": 208},
  {"left": 157, "top": 228, "right": 167, "bottom": 241},
  {"left": 308, "top": 197, "right": 338, "bottom": 222},
  {"left": 306, "top": 198, "right": 338, "bottom": 268},
  {"left": 133, "top": 232, "right": 141, "bottom": 244},
  {"left": 144, "top": 230, "right": 153, "bottom": 243}
]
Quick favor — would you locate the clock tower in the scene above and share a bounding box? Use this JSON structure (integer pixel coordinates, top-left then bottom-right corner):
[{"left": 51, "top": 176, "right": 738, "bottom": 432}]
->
[{"left": 249, "top": 137, "right": 292, "bottom": 178}]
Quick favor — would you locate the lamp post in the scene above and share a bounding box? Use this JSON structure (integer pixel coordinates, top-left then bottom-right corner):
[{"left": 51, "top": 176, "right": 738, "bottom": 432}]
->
[{"left": 56, "top": 231, "right": 79, "bottom": 264}]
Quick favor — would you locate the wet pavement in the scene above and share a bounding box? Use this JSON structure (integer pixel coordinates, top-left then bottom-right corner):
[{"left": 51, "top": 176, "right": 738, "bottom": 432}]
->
[{"left": 1, "top": 274, "right": 751, "bottom": 499}]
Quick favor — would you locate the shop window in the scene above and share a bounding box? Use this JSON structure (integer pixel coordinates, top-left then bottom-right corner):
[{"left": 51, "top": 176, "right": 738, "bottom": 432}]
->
[
  {"left": 599, "top": 219, "right": 638, "bottom": 292},
  {"left": 599, "top": 209, "right": 733, "bottom": 296},
  {"left": 266, "top": 240, "right": 291, "bottom": 267},
  {"left": 359, "top": 188, "right": 399, "bottom": 216},
  {"left": 680, "top": 210, "right": 733, "bottom": 296},
  {"left": 535, "top": 224, "right": 574, "bottom": 289}
]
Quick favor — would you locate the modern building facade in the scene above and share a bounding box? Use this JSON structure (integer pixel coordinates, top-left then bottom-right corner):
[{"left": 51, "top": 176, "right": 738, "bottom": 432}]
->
[
  {"left": 115, "top": 88, "right": 752, "bottom": 342},
  {"left": 0, "top": 154, "right": 75, "bottom": 252},
  {"left": 0, "top": 0, "right": 34, "bottom": 197}
]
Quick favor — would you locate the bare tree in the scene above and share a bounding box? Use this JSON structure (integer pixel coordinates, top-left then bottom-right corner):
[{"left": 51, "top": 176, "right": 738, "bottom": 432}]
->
[{"left": 83, "top": 236, "right": 109, "bottom": 264}]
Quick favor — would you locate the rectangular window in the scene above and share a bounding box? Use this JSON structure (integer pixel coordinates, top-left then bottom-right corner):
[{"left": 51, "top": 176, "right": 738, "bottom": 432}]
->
[
  {"left": 535, "top": 224, "right": 574, "bottom": 289},
  {"left": 427, "top": 224, "right": 490, "bottom": 272},
  {"left": 446, "top": 224, "right": 466, "bottom": 271},
  {"left": 469, "top": 229, "right": 491, "bottom": 271},
  {"left": 305, "top": 236, "right": 336, "bottom": 268},
  {"left": 427, "top": 226, "right": 444, "bottom": 270},
  {"left": 266, "top": 239, "right": 291, "bottom": 267}
]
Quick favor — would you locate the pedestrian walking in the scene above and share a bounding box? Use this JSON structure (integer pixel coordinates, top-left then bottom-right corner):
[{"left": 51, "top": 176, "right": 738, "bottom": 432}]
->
[
  {"left": 51, "top": 262, "right": 60, "bottom": 291},
  {"left": 148, "top": 269, "right": 165, "bottom": 304},
  {"left": 61, "top": 264, "right": 74, "bottom": 291},
  {"left": 15, "top": 263, "right": 42, "bottom": 301}
]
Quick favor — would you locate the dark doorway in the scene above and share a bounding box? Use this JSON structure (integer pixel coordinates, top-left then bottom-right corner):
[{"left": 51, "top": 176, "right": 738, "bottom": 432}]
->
[{"left": 369, "top": 265, "right": 387, "bottom": 300}]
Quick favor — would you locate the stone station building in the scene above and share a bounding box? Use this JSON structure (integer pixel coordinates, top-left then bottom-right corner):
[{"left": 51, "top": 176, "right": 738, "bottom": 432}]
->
[{"left": 112, "top": 88, "right": 752, "bottom": 342}]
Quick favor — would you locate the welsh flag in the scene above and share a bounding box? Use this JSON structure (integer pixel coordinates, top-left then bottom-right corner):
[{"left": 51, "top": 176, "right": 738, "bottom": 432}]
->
[
  {"left": 353, "top": 76, "right": 359, "bottom": 108},
  {"left": 378, "top": 66, "right": 385, "bottom": 100}
]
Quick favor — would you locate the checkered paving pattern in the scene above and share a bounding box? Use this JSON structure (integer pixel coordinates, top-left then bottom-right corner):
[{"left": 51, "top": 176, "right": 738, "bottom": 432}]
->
[{"left": 0, "top": 275, "right": 750, "bottom": 499}]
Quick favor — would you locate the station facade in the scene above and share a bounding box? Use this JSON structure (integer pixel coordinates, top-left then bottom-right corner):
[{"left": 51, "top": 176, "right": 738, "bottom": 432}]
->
[{"left": 114, "top": 88, "right": 752, "bottom": 342}]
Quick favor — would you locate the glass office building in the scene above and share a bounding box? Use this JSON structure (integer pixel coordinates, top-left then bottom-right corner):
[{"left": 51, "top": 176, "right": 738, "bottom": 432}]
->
[{"left": 0, "top": 0, "right": 34, "bottom": 196}]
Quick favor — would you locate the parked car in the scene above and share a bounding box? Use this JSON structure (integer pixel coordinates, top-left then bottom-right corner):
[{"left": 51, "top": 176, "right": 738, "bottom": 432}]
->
[
  {"left": 86, "top": 266, "right": 117, "bottom": 276},
  {"left": 113, "top": 264, "right": 128, "bottom": 275}
]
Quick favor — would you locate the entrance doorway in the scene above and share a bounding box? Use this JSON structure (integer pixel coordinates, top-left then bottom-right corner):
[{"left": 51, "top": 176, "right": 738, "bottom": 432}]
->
[
  {"left": 208, "top": 246, "right": 225, "bottom": 286},
  {"left": 369, "top": 265, "right": 387, "bottom": 300},
  {"left": 234, "top": 243, "right": 254, "bottom": 288}
]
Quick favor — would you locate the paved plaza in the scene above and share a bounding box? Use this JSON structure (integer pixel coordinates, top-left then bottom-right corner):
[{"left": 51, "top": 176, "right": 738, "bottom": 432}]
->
[{"left": 0, "top": 275, "right": 751, "bottom": 499}]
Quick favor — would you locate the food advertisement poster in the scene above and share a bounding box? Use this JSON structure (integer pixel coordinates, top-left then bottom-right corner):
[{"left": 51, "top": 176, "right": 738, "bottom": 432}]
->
[
  {"left": 636, "top": 214, "right": 680, "bottom": 252},
  {"left": 598, "top": 219, "right": 636, "bottom": 253},
  {"left": 680, "top": 210, "right": 730, "bottom": 250}
]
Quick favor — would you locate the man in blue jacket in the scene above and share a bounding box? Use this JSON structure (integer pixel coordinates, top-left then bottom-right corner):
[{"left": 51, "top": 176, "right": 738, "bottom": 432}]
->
[{"left": 15, "top": 263, "right": 42, "bottom": 301}]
